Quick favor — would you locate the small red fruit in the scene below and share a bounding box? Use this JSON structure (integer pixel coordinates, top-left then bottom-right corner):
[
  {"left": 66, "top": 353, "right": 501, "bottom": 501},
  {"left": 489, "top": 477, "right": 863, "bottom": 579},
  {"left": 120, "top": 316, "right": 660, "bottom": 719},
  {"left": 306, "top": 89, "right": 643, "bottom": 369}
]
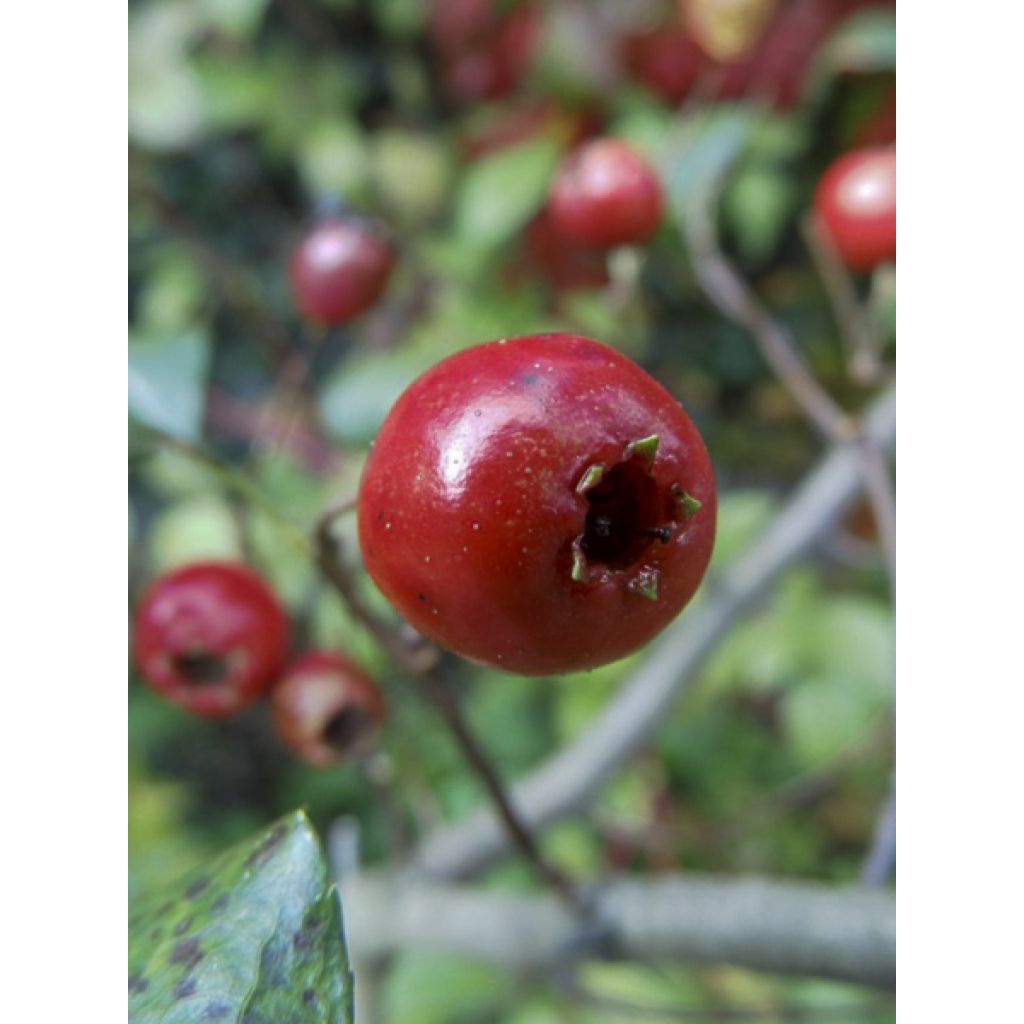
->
[
  {"left": 133, "top": 562, "right": 289, "bottom": 717},
  {"left": 620, "top": 27, "right": 705, "bottom": 105},
  {"left": 357, "top": 333, "right": 716, "bottom": 675},
  {"left": 813, "top": 146, "right": 896, "bottom": 272},
  {"left": 549, "top": 139, "right": 665, "bottom": 250},
  {"left": 271, "top": 651, "right": 385, "bottom": 767},
  {"left": 289, "top": 217, "right": 396, "bottom": 326}
]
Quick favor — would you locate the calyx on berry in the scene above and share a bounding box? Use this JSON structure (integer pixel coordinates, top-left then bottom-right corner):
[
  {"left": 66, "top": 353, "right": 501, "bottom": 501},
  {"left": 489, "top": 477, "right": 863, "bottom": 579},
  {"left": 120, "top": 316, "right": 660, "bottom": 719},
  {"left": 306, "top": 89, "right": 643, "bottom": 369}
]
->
[{"left": 271, "top": 651, "right": 385, "bottom": 767}]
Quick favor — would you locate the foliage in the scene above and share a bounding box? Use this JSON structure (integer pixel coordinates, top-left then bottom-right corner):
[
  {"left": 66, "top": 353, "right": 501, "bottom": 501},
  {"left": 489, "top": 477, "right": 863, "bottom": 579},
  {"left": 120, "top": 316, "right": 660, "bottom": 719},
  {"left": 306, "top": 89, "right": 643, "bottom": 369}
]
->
[{"left": 129, "top": 811, "right": 352, "bottom": 1023}]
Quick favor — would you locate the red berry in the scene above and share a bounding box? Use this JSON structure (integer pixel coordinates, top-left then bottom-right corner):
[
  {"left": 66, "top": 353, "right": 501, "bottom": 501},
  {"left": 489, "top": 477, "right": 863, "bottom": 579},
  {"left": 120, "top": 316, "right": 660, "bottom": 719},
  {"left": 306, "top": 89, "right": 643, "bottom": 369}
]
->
[
  {"left": 271, "top": 651, "right": 385, "bottom": 767},
  {"left": 432, "top": 1, "right": 538, "bottom": 103},
  {"left": 813, "top": 146, "right": 896, "bottom": 272},
  {"left": 549, "top": 139, "right": 665, "bottom": 249},
  {"left": 133, "top": 562, "right": 289, "bottom": 718},
  {"left": 357, "top": 333, "right": 716, "bottom": 676},
  {"left": 620, "top": 27, "right": 705, "bottom": 104},
  {"left": 289, "top": 218, "right": 395, "bottom": 327}
]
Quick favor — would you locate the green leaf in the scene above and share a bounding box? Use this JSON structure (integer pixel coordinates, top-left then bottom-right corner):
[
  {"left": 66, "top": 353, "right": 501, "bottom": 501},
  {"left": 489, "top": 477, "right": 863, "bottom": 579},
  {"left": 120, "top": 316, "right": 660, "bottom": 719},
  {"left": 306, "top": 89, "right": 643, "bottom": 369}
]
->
[
  {"left": 128, "top": 810, "right": 353, "bottom": 1024},
  {"left": 455, "top": 137, "right": 560, "bottom": 248},
  {"left": 723, "top": 165, "right": 798, "bottom": 263},
  {"left": 661, "top": 104, "right": 761, "bottom": 225},
  {"left": 318, "top": 348, "right": 438, "bottom": 446},
  {"left": 129, "top": 332, "right": 210, "bottom": 442}
]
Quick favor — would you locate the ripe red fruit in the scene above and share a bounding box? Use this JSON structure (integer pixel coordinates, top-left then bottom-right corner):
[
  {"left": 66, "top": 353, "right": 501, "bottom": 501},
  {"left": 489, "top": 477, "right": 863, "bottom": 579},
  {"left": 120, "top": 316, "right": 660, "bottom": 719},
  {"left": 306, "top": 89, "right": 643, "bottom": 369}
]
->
[
  {"left": 813, "top": 146, "right": 896, "bottom": 272},
  {"left": 357, "top": 333, "right": 716, "bottom": 675},
  {"left": 431, "top": 0, "right": 538, "bottom": 103},
  {"left": 271, "top": 651, "right": 385, "bottom": 767},
  {"left": 133, "top": 562, "right": 289, "bottom": 718},
  {"left": 620, "top": 27, "right": 705, "bottom": 105},
  {"left": 549, "top": 139, "right": 665, "bottom": 249},
  {"left": 289, "top": 218, "right": 395, "bottom": 326}
]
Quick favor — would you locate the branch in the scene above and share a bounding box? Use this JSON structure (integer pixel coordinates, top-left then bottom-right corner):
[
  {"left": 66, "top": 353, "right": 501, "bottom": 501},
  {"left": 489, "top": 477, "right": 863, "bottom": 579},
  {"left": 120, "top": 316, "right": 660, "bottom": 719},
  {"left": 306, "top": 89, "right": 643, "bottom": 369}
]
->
[
  {"left": 314, "top": 510, "right": 579, "bottom": 906},
  {"left": 800, "top": 213, "right": 883, "bottom": 385},
  {"left": 411, "top": 388, "right": 895, "bottom": 880},
  {"left": 685, "top": 188, "right": 854, "bottom": 444},
  {"left": 343, "top": 872, "right": 895, "bottom": 991},
  {"left": 860, "top": 775, "right": 896, "bottom": 887}
]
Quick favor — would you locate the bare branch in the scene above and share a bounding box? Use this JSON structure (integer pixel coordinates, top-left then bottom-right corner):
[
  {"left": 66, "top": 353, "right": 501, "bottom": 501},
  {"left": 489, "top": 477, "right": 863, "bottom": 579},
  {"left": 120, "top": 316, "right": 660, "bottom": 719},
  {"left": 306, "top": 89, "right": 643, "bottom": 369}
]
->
[
  {"left": 343, "top": 872, "right": 896, "bottom": 991},
  {"left": 861, "top": 775, "right": 896, "bottom": 887},
  {"left": 800, "top": 213, "right": 883, "bottom": 386},
  {"left": 686, "top": 190, "right": 854, "bottom": 444},
  {"left": 411, "top": 389, "right": 896, "bottom": 880},
  {"left": 314, "top": 510, "right": 579, "bottom": 905}
]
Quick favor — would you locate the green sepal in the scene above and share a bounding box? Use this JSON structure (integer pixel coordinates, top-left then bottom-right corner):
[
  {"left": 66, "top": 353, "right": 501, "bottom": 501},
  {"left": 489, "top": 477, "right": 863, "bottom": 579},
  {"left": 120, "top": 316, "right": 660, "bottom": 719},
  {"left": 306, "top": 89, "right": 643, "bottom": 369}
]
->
[
  {"left": 624, "top": 434, "right": 660, "bottom": 469},
  {"left": 672, "top": 485, "right": 703, "bottom": 519},
  {"left": 570, "top": 542, "right": 589, "bottom": 583},
  {"left": 576, "top": 463, "right": 606, "bottom": 496}
]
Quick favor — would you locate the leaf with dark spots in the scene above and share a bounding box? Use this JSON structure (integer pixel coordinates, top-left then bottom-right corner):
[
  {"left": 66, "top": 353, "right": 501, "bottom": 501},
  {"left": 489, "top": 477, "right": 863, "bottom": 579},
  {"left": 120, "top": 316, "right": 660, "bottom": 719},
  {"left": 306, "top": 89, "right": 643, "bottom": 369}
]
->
[{"left": 128, "top": 810, "right": 353, "bottom": 1023}]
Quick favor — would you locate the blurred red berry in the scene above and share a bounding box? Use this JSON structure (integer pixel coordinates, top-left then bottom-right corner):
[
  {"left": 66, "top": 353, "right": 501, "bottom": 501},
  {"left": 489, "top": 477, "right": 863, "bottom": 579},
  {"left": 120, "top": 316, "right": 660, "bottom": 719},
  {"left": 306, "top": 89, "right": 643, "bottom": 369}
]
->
[
  {"left": 271, "top": 651, "right": 385, "bottom": 767},
  {"left": 549, "top": 139, "right": 665, "bottom": 249},
  {"left": 432, "top": 1, "right": 539, "bottom": 103},
  {"left": 289, "top": 217, "right": 395, "bottom": 327},
  {"left": 134, "top": 562, "right": 289, "bottom": 718},
  {"left": 813, "top": 145, "right": 896, "bottom": 271},
  {"left": 620, "top": 26, "right": 705, "bottom": 104}
]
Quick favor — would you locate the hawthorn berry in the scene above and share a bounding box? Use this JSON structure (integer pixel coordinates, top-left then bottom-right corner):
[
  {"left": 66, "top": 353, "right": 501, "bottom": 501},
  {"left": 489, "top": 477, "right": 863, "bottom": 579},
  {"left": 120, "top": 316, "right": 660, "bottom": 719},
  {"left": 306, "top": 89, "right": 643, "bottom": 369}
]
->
[
  {"left": 620, "top": 26, "right": 705, "bottom": 105},
  {"left": 813, "top": 146, "right": 896, "bottom": 272},
  {"left": 430, "top": 0, "right": 538, "bottom": 102},
  {"left": 357, "top": 333, "right": 716, "bottom": 675},
  {"left": 271, "top": 651, "right": 385, "bottom": 767},
  {"left": 549, "top": 139, "right": 665, "bottom": 249},
  {"left": 289, "top": 217, "right": 396, "bottom": 326},
  {"left": 133, "top": 562, "right": 289, "bottom": 718}
]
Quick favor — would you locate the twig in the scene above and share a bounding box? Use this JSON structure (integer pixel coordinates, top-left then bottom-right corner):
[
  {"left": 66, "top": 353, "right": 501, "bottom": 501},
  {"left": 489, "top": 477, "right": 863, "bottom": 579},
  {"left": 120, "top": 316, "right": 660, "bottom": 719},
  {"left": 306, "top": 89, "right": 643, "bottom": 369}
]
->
[
  {"left": 150, "top": 434, "right": 310, "bottom": 549},
  {"left": 563, "top": 981, "right": 889, "bottom": 1021},
  {"left": 685, "top": 188, "right": 855, "bottom": 444},
  {"left": 689, "top": 186, "right": 897, "bottom": 887},
  {"left": 800, "top": 213, "right": 883, "bottom": 385},
  {"left": 860, "top": 775, "right": 896, "bottom": 887},
  {"left": 855, "top": 435, "right": 897, "bottom": 600},
  {"left": 314, "top": 506, "right": 580, "bottom": 906},
  {"left": 343, "top": 871, "right": 896, "bottom": 990},
  {"left": 411, "top": 389, "right": 895, "bottom": 880}
]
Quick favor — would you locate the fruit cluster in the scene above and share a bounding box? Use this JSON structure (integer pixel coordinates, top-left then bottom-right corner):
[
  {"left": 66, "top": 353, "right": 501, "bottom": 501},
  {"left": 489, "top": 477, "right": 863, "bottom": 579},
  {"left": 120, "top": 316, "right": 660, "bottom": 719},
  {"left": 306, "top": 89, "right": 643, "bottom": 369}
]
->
[{"left": 134, "top": 562, "right": 385, "bottom": 766}]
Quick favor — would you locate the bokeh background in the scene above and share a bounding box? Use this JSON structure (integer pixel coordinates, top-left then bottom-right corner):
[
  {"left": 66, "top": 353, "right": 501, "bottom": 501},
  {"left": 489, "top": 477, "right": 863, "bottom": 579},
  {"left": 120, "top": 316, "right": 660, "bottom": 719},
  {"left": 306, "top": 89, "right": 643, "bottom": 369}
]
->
[{"left": 128, "top": 0, "right": 896, "bottom": 1020}]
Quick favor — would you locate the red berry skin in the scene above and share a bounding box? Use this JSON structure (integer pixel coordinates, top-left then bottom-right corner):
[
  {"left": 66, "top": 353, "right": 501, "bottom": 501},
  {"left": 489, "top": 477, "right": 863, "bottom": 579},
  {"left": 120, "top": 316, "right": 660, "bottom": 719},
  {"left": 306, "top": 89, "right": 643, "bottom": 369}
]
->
[
  {"left": 549, "top": 139, "right": 665, "bottom": 250},
  {"left": 271, "top": 651, "right": 385, "bottom": 767},
  {"left": 357, "top": 334, "right": 716, "bottom": 676},
  {"left": 289, "top": 218, "right": 395, "bottom": 327},
  {"left": 133, "top": 562, "right": 289, "bottom": 718},
  {"left": 813, "top": 146, "right": 896, "bottom": 272}
]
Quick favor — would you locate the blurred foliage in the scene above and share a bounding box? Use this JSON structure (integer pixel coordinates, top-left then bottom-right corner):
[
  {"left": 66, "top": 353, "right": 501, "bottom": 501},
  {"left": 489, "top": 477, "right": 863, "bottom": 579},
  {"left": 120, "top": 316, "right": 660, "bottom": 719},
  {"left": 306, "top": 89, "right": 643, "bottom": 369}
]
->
[{"left": 129, "top": 0, "right": 895, "bottom": 1019}]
